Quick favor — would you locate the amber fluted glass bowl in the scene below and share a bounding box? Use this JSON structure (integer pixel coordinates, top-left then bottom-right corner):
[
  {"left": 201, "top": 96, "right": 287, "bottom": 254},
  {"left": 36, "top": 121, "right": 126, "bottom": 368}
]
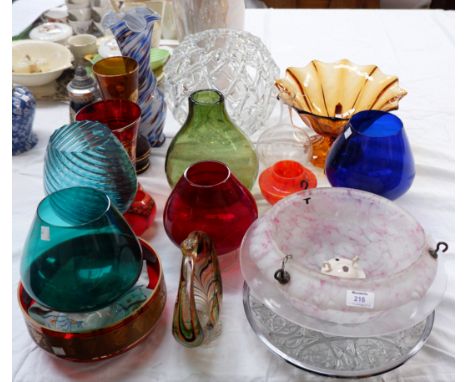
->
[
  {"left": 18, "top": 239, "right": 167, "bottom": 362},
  {"left": 275, "top": 59, "right": 407, "bottom": 168},
  {"left": 240, "top": 188, "right": 447, "bottom": 336}
]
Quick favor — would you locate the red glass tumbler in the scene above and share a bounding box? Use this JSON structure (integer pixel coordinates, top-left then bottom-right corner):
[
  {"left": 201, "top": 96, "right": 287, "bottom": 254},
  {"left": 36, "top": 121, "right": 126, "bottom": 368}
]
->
[
  {"left": 76, "top": 100, "right": 156, "bottom": 236},
  {"left": 163, "top": 161, "right": 258, "bottom": 255},
  {"left": 76, "top": 99, "right": 141, "bottom": 164}
]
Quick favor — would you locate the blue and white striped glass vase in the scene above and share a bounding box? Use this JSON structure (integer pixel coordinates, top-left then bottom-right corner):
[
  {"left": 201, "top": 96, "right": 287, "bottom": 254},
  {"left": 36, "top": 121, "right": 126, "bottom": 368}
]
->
[{"left": 103, "top": 7, "right": 167, "bottom": 147}]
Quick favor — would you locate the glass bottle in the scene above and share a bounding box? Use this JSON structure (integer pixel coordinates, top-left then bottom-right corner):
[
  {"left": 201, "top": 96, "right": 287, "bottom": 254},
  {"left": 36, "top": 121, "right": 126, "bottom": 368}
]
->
[{"left": 165, "top": 89, "right": 259, "bottom": 190}]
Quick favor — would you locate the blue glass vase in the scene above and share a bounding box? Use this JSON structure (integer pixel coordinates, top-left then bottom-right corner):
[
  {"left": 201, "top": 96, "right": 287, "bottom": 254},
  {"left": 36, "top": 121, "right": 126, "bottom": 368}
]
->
[
  {"left": 20, "top": 187, "right": 143, "bottom": 313},
  {"left": 103, "top": 7, "right": 167, "bottom": 147},
  {"left": 325, "top": 110, "right": 415, "bottom": 200},
  {"left": 44, "top": 120, "right": 137, "bottom": 213}
]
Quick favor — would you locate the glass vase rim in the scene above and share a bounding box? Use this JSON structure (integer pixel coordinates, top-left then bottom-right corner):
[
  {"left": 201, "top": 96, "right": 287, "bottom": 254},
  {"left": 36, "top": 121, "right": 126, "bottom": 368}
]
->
[
  {"left": 271, "top": 160, "right": 306, "bottom": 181},
  {"left": 189, "top": 89, "right": 225, "bottom": 107},
  {"left": 18, "top": 238, "right": 160, "bottom": 333},
  {"left": 183, "top": 160, "right": 232, "bottom": 189},
  {"left": 92, "top": 56, "right": 139, "bottom": 78},
  {"left": 348, "top": 110, "right": 403, "bottom": 138},
  {"left": 37, "top": 187, "right": 112, "bottom": 229},
  {"left": 75, "top": 99, "right": 142, "bottom": 134}
]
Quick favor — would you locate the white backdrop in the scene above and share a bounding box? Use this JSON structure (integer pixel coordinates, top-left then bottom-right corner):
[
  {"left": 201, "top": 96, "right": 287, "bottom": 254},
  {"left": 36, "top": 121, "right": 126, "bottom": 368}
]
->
[{"left": 12, "top": 3, "right": 454, "bottom": 381}]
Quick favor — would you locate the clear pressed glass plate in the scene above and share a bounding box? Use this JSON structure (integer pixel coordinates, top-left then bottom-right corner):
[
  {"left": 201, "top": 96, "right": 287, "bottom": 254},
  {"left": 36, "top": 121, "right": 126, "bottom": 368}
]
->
[{"left": 243, "top": 284, "right": 434, "bottom": 378}]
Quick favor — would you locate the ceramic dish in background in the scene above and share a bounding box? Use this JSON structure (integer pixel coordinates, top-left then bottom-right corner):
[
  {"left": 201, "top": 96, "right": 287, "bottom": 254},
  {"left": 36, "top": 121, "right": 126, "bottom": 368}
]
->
[
  {"left": 150, "top": 48, "right": 170, "bottom": 71},
  {"left": 43, "top": 7, "right": 68, "bottom": 24},
  {"left": 29, "top": 22, "right": 73, "bottom": 44},
  {"left": 12, "top": 40, "right": 73, "bottom": 87},
  {"left": 97, "top": 37, "right": 121, "bottom": 58}
]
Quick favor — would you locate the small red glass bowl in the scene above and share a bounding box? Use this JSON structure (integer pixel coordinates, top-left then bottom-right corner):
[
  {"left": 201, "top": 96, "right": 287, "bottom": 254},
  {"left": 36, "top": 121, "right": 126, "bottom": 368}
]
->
[
  {"left": 259, "top": 160, "right": 317, "bottom": 205},
  {"left": 18, "top": 239, "right": 166, "bottom": 362},
  {"left": 76, "top": 99, "right": 141, "bottom": 164},
  {"left": 124, "top": 185, "right": 157, "bottom": 236}
]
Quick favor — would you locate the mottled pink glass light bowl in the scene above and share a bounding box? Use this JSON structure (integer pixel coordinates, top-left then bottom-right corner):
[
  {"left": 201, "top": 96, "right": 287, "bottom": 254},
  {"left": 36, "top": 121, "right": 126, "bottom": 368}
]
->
[{"left": 240, "top": 188, "right": 447, "bottom": 336}]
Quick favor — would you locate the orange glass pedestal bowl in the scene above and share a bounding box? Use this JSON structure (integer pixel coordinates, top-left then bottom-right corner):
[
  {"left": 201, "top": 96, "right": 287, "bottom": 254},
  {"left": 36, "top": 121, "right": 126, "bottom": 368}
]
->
[
  {"left": 275, "top": 59, "right": 408, "bottom": 168},
  {"left": 18, "top": 239, "right": 166, "bottom": 362}
]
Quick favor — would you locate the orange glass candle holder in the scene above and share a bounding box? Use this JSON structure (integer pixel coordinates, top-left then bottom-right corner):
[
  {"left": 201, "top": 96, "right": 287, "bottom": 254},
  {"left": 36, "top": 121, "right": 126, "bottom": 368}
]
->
[
  {"left": 259, "top": 160, "right": 317, "bottom": 205},
  {"left": 93, "top": 56, "right": 139, "bottom": 103}
]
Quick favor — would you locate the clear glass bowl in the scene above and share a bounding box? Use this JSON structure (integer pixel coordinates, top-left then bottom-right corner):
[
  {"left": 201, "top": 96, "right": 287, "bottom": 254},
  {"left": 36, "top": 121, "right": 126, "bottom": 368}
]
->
[
  {"left": 240, "top": 187, "right": 447, "bottom": 336},
  {"left": 163, "top": 28, "right": 280, "bottom": 137},
  {"left": 256, "top": 124, "right": 311, "bottom": 168}
]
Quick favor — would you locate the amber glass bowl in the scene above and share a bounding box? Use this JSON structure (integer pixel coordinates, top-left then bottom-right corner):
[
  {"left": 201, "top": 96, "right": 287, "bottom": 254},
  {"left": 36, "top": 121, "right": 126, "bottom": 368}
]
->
[
  {"left": 275, "top": 59, "right": 407, "bottom": 168},
  {"left": 18, "top": 239, "right": 166, "bottom": 362}
]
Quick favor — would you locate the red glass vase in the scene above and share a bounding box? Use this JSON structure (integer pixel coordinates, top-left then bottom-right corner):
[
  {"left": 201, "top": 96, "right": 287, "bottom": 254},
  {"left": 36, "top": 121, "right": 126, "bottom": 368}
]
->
[{"left": 163, "top": 161, "right": 258, "bottom": 255}]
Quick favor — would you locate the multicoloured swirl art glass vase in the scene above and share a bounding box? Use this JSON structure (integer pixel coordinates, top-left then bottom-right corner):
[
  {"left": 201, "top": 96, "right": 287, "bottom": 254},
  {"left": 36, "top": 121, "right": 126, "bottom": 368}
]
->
[
  {"left": 103, "top": 7, "right": 167, "bottom": 147},
  {"left": 172, "top": 231, "right": 222, "bottom": 347}
]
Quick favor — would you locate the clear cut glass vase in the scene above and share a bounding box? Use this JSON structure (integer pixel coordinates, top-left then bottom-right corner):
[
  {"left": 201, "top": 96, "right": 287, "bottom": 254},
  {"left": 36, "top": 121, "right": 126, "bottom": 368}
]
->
[{"left": 165, "top": 89, "right": 259, "bottom": 190}]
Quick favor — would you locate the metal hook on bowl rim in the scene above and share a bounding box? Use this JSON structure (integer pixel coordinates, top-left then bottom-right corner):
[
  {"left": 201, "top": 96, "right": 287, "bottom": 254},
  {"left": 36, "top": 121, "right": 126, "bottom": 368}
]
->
[
  {"left": 429, "top": 241, "right": 448, "bottom": 259},
  {"left": 274, "top": 254, "right": 293, "bottom": 284}
]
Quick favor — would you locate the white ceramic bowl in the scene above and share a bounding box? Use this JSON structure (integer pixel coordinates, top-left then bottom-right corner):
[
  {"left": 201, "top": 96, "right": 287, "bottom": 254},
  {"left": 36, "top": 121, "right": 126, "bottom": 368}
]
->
[
  {"left": 12, "top": 40, "right": 73, "bottom": 87},
  {"left": 29, "top": 22, "right": 73, "bottom": 44}
]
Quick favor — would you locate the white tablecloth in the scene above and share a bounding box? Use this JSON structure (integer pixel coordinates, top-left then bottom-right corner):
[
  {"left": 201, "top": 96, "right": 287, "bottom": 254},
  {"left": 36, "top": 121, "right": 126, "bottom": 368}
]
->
[{"left": 12, "top": 4, "right": 454, "bottom": 382}]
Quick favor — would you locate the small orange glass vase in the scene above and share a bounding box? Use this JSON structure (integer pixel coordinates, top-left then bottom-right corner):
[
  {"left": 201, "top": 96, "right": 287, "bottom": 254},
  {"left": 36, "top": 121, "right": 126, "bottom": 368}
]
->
[{"left": 259, "top": 160, "right": 317, "bottom": 205}]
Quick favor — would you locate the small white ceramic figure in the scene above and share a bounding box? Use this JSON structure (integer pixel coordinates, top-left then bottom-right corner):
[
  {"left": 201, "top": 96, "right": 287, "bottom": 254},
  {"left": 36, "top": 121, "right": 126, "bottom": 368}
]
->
[{"left": 320, "top": 256, "right": 366, "bottom": 279}]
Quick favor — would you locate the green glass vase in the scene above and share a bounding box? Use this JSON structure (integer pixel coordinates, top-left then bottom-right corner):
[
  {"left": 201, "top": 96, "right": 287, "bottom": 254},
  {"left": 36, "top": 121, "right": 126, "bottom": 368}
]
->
[{"left": 165, "top": 89, "right": 259, "bottom": 190}]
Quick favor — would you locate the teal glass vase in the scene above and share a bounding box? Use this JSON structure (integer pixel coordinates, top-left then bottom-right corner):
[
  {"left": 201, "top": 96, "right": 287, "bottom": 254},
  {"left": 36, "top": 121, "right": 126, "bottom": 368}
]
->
[
  {"left": 20, "top": 187, "right": 143, "bottom": 313},
  {"left": 165, "top": 89, "right": 259, "bottom": 190}
]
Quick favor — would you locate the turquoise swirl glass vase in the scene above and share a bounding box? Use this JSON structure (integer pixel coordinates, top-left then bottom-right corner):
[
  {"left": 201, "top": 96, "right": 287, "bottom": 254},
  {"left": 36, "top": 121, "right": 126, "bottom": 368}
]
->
[
  {"left": 44, "top": 121, "right": 137, "bottom": 213},
  {"left": 103, "top": 7, "right": 167, "bottom": 147},
  {"left": 20, "top": 187, "right": 143, "bottom": 313}
]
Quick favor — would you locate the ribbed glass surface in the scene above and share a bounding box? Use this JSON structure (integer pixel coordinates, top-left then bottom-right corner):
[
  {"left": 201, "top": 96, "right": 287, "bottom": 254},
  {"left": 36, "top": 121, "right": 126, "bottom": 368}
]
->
[{"left": 44, "top": 120, "right": 137, "bottom": 212}]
